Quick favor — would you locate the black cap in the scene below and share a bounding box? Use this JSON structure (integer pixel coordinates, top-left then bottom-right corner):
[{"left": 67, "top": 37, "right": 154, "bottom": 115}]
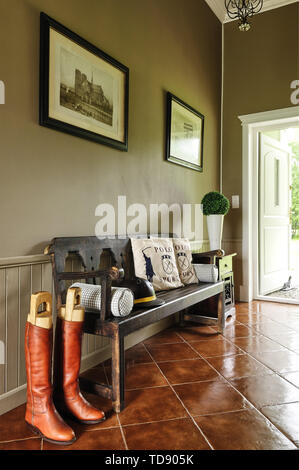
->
[{"left": 116, "top": 278, "right": 165, "bottom": 308}]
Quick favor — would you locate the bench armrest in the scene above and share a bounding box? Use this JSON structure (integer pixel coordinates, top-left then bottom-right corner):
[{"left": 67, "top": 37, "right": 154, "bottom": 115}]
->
[{"left": 192, "top": 249, "right": 225, "bottom": 264}]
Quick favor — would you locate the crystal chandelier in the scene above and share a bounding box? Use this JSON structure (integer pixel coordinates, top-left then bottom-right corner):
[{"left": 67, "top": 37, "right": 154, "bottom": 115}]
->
[{"left": 225, "top": 0, "right": 264, "bottom": 31}]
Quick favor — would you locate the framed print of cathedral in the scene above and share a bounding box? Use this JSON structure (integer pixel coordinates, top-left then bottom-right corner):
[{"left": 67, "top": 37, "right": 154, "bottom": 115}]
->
[{"left": 39, "top": 13, "right": 129, "bottom": 151}]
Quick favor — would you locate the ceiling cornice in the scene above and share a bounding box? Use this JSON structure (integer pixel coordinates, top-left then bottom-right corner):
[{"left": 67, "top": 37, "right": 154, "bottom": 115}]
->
[
  {"left": 204, "top": 0, "right": 226, "bottom": 22},
  {"left": 205, "top": 0, "right": 299, "bottom": 24}
]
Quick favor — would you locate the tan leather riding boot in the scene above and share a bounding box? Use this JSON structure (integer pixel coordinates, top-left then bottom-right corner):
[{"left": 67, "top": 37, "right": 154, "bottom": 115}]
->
[
  {"left": 25, "top": 292, "right": 76, "bottom": 445},
  {"left": 54, "top": 287, "right": 105, "bottom": 424}
]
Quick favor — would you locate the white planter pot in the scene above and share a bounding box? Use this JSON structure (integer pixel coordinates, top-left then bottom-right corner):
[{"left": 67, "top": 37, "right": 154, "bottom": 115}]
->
[{"left": 207, "top": 215, "right": 224, "bottom": 251}]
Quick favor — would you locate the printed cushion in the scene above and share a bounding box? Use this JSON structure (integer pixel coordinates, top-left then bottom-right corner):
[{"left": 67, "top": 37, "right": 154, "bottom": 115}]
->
[
  {"left": 193, "top": 264, "right": 219, "bottom": 283},
  {"left": 172, "top": 238, "right": 198, "bottom": 285},
  {"left": 131, "top": 237, "right": 183, "bottom": 291},
  {"left": 71, "top": 282, "right": 134, "bottom": 317}
]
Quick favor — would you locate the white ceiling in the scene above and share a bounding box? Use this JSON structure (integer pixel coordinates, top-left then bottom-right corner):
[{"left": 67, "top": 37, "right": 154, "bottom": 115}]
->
[{"left": 205, "top": 0, "right": 298, "bottom": 23}]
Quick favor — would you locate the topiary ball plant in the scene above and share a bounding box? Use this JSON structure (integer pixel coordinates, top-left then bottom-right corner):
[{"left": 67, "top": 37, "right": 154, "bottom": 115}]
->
[{"left": 201, "top": 191, "right": 230, "bottom": 216}]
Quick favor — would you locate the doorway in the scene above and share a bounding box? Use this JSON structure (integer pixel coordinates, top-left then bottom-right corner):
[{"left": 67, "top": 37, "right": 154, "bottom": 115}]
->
[
  {"left": 238, "top": 106, "right": 299, "bottom": 304},
  {"left": 258, "top": 128, "right": 299, "bottom": 302}
]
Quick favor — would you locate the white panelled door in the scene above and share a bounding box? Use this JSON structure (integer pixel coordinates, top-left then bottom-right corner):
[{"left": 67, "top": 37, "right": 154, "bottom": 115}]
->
[{"left": 259, "top": 134, "right": 292, "bottom": 295}]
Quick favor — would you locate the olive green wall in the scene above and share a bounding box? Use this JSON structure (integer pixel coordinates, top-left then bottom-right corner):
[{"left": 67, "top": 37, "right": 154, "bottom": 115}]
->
[
  {"left": 223, "top": 4, "right": 299, "bottom": 241},
  {"left": 0, "top": 0, "right": 221, "bottom": 257}
]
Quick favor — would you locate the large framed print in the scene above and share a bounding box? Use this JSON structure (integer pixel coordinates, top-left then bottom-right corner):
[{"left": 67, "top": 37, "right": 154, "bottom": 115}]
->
[
  {"left": 40, "top": 13, "right": 129, "bottom": 151},
  {"left": 166, "top": 93, "right": 204, "bottom": 172}
]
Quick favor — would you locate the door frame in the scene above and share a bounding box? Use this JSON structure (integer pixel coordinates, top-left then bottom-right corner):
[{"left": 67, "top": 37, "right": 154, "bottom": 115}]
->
[{"left": 238, "top": 106, "right": 299, "bottom": 304}]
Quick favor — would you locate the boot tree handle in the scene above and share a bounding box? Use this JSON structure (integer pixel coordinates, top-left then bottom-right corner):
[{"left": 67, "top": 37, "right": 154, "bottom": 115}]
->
[
  {"left": 27, "top": 291, "right": 53, "bottom": 329},
  {"left": 59, "top": 287, "right": 85, "bottom": 322}
]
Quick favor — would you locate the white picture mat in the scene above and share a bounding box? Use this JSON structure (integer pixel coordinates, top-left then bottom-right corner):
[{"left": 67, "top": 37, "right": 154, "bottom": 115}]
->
[
  {"left": 49, "top": 28, "right": 126, "bottom": 142},
  {"left": 170, "top": 100, "right": 203, "bottom": 166}
]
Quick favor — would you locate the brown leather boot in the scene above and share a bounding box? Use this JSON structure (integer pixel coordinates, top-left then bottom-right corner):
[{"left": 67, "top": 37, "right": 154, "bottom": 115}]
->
[
  {"left": 54, "top": 287, "right": 105, "bottom": 424},
  {"left": 25, "top": 292, "right": 76, "bottom": 445}
]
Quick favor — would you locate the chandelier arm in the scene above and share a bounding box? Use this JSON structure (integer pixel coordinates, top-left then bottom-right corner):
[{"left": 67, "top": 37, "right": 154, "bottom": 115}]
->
[
  {"left": 247, "top": 0, "right": 263, "bottom": 18},
  {"left": 251, "top": 0, "right": 264, "bottom": 12},
  {"left": 226, "top": 11, "right": 242, "bottom": 20},
  {"left": 255, "top": 0, "right": 264, "bottom": 13},
  {"left": 224, "top": 0, "right": 264, "bottom": 26},
  {"left": 224, "top": 0, "right": 242, "bottom": 19}
]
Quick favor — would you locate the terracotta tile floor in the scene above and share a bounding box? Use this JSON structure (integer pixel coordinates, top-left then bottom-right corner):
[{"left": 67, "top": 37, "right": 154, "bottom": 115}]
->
[{"left": 0, "top": 300, "right": 299, "bottom": 450}]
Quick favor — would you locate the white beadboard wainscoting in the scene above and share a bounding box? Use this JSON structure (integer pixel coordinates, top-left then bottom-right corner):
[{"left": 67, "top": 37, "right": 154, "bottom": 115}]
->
[
  {"left": 0, "top": 255, "right": 53, "bottom": 415},
  {"left": 0, "top": 238, "right": 241, "bottom": 415}
]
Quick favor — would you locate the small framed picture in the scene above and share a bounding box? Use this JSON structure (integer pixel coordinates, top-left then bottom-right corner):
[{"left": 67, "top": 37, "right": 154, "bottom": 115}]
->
[
  {"left": 166, "top": 92, "right": 204, "bottom": 172},
  {"left": 40, "top": 13, "right": 129, "bottom": 151}
]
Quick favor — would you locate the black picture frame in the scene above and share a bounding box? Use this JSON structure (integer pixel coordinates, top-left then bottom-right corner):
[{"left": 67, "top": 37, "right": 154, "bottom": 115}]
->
[
  {"left": 39, "top": 12, "right": 129, "bottom": 151},
  {"left": 166, "top": 92, "right": 204, "bottom": 172}
]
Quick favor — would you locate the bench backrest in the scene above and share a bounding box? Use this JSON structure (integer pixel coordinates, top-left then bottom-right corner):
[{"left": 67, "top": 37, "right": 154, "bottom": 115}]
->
[{"left": 46, "top": 235, "right": 172, "bottom": 309}]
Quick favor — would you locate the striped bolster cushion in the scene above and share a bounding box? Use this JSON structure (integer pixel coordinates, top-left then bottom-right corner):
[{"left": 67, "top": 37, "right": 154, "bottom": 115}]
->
[{"left": 71, "top": 282, "right": 134, "bottom": 317}]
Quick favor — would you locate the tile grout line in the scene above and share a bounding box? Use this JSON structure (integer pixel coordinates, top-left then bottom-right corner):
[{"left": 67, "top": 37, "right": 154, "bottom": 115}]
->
[
  {"left": 121, "top": 408, "right": 252, "bottom": 427},
  {"left": 237, "top": 312, "right": 299, "bottom": 328},
  {"left": 144, "top": 340, "right": 184, "bottom": 346},
  {"left": 214, "top": 314, "right": 299, "bottom": 367},
  {"left": 238, "top": 314, "right": 298, "bottom": 328},
  {"left": 142, "top": 342, "right": 214, "bottom": 450},
  {"left": 222, "top": 331, "right": 299, "bottom": 440},
  {"left": 236, "top": 314, "right": 299, "bottom": 335},
  {"left": 0, "top": 436, "right": 40, "bottom": 444},
  {"left": 125, "top": 375, "right": 222, "bottom": 392},
  {"left": 116, "top": 413, "right": 128, "bottom": 450},
  {"left": 235, "top": 303, "right": 299, "bottom": 314},
  {"left": 174, "top": 330, "right": 256, "bottom": 395},
  {"left": 83, "top": 425, "right": 121, "bottom": 433},
  {"left": 213, "top": 314, "right": 299, "bottom": 446},
  {"left": 251, "top": 332, "right": 299, "bottom": 356},
  {"left": 191, "top": 407, "right": 259, "bottom": 418},
  {"left": 277, "top": 374, "right": 299, "bottom": 389},
  {"left": 188, "top": 328, "right": 289, "bottom": 387},
  {"left": 121, "top": 415, "right": 198, "bottom": 428},
  {"left": 258, "top": 399, "right": 299, "bottom": 409},
  {"left": 175, "top": 323, "right": 298, "bottom": 447},
  {"left": 222, "top": 324, "right": 299, "bottom": 385}
]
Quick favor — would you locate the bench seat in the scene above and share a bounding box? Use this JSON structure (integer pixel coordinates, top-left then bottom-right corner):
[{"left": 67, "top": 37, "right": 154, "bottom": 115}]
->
[{"left": 84, "top": 281, "right": 224, "bottom": 337}]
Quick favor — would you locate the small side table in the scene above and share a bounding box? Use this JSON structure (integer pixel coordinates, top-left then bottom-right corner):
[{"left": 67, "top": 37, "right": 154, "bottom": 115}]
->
[
  {"left": 216, "top": 253, "right": 237, "bottom": 319},
  {"left": 182, "top": 250, "right": 237, "bottom": 325}
]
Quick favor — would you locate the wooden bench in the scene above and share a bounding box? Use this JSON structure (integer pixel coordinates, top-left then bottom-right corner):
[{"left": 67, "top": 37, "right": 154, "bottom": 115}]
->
[{"left": 45, "top": 236, "right": 225, "bottom": 412}]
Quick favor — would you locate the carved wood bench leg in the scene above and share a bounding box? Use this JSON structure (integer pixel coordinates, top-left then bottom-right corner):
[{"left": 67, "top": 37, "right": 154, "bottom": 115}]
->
[
  {"left": 111, "top": 329, "right": 125, "bottom": 413},
  {"left": 217, "top": 290, "right": 225, "bottom": 334}
]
